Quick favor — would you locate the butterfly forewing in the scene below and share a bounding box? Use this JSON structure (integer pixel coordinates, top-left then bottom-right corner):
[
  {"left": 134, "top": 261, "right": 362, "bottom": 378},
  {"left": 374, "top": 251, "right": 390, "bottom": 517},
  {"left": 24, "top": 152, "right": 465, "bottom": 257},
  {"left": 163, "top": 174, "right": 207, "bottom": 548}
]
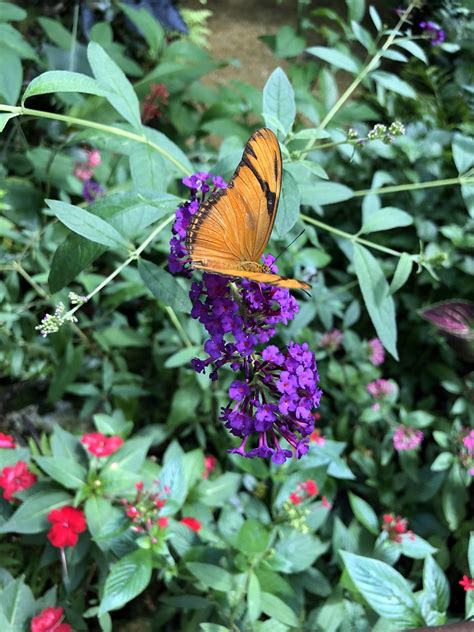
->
[{"left": 186, "top": 128, "right": 281, "bottom": 269}]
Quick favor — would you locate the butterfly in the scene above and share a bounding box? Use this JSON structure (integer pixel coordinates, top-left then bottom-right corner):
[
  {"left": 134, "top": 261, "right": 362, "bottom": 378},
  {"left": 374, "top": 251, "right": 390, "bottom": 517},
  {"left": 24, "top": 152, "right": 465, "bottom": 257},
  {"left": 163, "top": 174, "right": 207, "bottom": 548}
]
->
[{"left": 185, "top": 128, "right": 310, "bottom": 290}]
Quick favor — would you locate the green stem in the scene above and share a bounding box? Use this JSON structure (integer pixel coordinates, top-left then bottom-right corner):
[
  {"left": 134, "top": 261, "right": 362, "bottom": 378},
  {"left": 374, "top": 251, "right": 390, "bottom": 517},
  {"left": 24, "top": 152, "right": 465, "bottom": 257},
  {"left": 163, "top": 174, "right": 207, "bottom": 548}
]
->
[
  {"left": 165, "top": 306, "right": 193, "bottom": 348},
  {"left": 303, "top": 1, "right": 416, "bottom": 152},
  {"left": 353, "top": 175, "right": 474, "bottom": 197},
  {"left": 301, "top": 213, "right": 408, "bottom": 258},
  {"left": 64, "top": 214, "right": 174, "bottom": 321},
  {"left": 0, "top": 104, "right": 191, "bottom": 176}
]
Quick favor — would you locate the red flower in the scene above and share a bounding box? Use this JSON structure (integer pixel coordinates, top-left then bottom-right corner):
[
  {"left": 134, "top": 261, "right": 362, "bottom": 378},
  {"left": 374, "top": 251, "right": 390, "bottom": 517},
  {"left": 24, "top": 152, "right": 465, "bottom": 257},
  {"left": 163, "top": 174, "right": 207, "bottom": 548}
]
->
[
  {"left": 31, "top": 607, "right": 71, "bottom": 632},
  {"left": 459, "top": 575, "right": 474, "bottom": 591},
  {"left": 142, "top": 83, "right": 169, "bottom": 123},
  {"left": 0, "top": 432, "right": 16, "bottom": 449},
  {"left": 157, "top": 517, "right": 169, "bottom": 528},
  {"left": 301, "top": 480, "right": 318, "bottom": 497},
  {"left": 289, "top": 492, "right": 302, "bottom": 505},
  {"left": 81, "top": 432, "right": 124, "bottom": 457},
  {"left": 203, "top": 455, "right": 217, "bottom": 479},
  {"left": 321, "top": 496, "right": 332, "bottom": 509},
  {"left": 381, "top": 513, "right": 414, "bottom": 543},
  {"left": 0, "top": 460, "right": 36, "bottom": 501},
  {"left": 181, "top": 517, "right": 202, "bottom": 532},
  {"left": 309, "top": 429, "right": 325, "bottom": 445},
  {"left": 47, "top": 506, "right": 87, "bottom": 548}
]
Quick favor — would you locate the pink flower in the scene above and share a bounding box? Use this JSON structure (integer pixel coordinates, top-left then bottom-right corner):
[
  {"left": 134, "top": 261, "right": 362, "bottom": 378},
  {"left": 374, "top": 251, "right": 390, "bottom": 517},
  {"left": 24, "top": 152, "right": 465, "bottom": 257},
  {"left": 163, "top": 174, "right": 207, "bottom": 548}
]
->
[
  {"left": 320, "top": 329, "right": 344, "bottom": 351},
  {"left": 203, "top": 455, "right": 217, "bottom": 479},
  {"left": 0, "top": 461, "right": 37, "bottom": 501},
  {"left": 368, "top": 338, "right": 385, "bottom": 366},
  {"left": 367, "top": 378, "right": 394, "bottom": 399},
  {"left": 31, "top": 606, "right": 71, "bottom": 632},
  {"left": 459, "top": 575, "right": 474, "bottom": 591},
  {"left": 381, "top": 513, "right": 414, "bottom": 543},
  {"left": 81, "top": 432, "right": 124, "bottom": 457},
  {"left": 321, "top": 496, "right": 332, "bottom": 509},
  {"left": 463, "top": 430, "right": 474, "bottom": 455},
  {"left": 310, "top": 429, "right": 326, "bottom": 445},
  {"left": 86, "top": 149, "right": 101, "bottom": 168},
  {"left": 0, "top": 432, "right": 16, "bottom": 448},
  {"left": 74, "top": 166, "right": 93, "bottom": 181},
  {"left": 47, "top": 506, "right": 87, "bottom": 548},
  {"left": 181, "top": 517, "right": 202, "bottom": 532},
  {"left": 157, "top": 517, "right": 169, "bottom": 528},
  {"left": 393, "top": 426, "right": 424, "bottom": 451},
  {"left": 289, "top": 492, "right": 302, "bottom": 505}
]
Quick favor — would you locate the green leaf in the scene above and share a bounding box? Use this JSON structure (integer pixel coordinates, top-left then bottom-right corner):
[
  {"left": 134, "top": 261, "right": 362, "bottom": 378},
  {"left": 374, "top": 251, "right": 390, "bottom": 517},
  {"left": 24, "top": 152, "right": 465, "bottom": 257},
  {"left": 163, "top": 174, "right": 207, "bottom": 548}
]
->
[
  {"left": 130, "top": 146, "right": 168, "bottom": 192},
  {"left": 139, "top": 258, "right": 192, "bottom": 313},
  {"left": 346, "top": 0, "right": 365, "bottom": 22},
  {"left": 468, "top": 532, "right": 474, "bottom": 576},
  {"left": 0, "top": 3, "right": 27, "bottom": 21},
  {"left": 198, "top": 472, "right": 241, "bottom": 507},
  {"left": 369, "top": 6, "right": 382, "bottom": 31},
  {"left": 341, "top": 551, "right": 422, "bottom": 627},
  {"left": 0, "top": 46, "right": 22, "bottom": 104},
  {"left": 307, "top": 46, "right": 360, "bottom": 73},
  {"left": 50, "top": 425, "right": 84, "bottom": 462},
  {"left": 423, "top": 555, "right": 450, "bottom": 612},
  {"left": 0, "top": 112, "right": 17, "bottom": 132},
  {"left": 38, "top": 16, "right": 72, "bottom": 49},
  {"left": 452, "top": 133, "right": 474, "bottom": 175},
  {"left": 400, "top": 534, "right": 437, "bottom": 560},
  {"left": 99, "top": 549, "right": 152, "bottom": 613},
  {"left": 158, "top": 457, "right": 187, "bottom": 512},
  {"left": 274, "top": 25, "right": 306, "bottom": 58},
  {"left": 393, "top": 38, "right": 428, "bottom": 64},
  {"left": 430, "top": 452, "right": 454, "bottom": 472},
  {"left": 104, "top": 436, "right": 152, "bottom": 472},
  {"left": 247, "top": 572, "right": 262, "bottom": 621},
  {"left": 87, "top": 42, "right": 141, "bottom": 129},
  {"left": 46, "top": 200, "right": 130, "bottom": 249},
  {"left": 236, "top": 519, "right": 270, "bottom": 556},
  {"left": 85, "top": 496, "right": 129, "bottom": 551},
  {"left": 273, "top": 532, "right": 327, "bottom": 573},
  {"left": 22, "top": 71, "right": 107, "bottom": 105},
  {"left": 371, "top": 71, "right": 416, "bottom": 99},
  {"left": 35, "top": 456, "right": 87, "bottom": 490},
  {"left": 262, "top": 67, "right": 295, "bottom": 137},
  {"left": 353, "top": 244, "right": 398, "bottom": 360},
  {"left": 164, "top": 346, "right": 201, "bottom": 369},
  {"left": 144, "top": 127, "right": 194, "bottom": 177},
  {"left": 0, "top": 490, "right": 71, "bottom": 534},
  {"left": 187, "top": 563, "right": 234, "bottom": 592},
  {"left": 0, "top": 577, "right": 36, "bottom": 630},
  {"left": 360, "top": 207, "right": 413, "bottom": 234},
  {"left": 260, "top": 592, "right": 300, "bottom": 627},
  {"left": 348, "top": 492, "right": 379, "bottom": 536},
  {"left": 274, "top": 170, "right": 300, "bottom": 237},
  {"left": 118, "top": 3, "right": 164, "bottom": 58},
  {"left": 301, "top": 181, "right": 353, "bottom": 206},
  {"left": 390, "top": 253, "right": 413, "bottom": 294}
]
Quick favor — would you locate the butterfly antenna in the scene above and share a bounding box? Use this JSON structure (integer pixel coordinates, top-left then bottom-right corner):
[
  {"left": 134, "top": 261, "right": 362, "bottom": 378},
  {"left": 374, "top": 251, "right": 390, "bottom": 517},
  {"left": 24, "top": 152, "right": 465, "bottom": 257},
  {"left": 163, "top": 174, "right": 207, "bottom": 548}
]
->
[{"left": 273, "top": 229, "right": 306, "bottom": 262}]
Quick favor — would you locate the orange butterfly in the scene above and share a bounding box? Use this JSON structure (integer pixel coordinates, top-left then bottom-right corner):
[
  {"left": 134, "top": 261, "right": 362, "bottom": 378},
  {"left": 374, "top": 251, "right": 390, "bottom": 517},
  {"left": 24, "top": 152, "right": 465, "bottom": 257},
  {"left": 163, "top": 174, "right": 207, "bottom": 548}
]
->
[{"left": 185, "top": 128, "right": 310, "bottom": 290}]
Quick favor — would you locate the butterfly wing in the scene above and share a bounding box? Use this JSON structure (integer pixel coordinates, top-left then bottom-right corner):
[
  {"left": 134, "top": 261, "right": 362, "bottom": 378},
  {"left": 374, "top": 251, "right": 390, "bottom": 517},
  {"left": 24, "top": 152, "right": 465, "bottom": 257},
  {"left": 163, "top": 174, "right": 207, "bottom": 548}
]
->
[
  {"left": 186, "top": 128, "right": 282, "bottom": 270},
  {"left": 190, "top": 265, "right": 311, "bottom": 290}
]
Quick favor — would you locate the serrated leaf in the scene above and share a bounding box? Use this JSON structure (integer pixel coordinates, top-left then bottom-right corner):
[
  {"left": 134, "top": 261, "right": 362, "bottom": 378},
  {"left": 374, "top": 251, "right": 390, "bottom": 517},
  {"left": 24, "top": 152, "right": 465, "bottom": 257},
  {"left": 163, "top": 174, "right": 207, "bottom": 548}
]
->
[
  {"left": 307, "top": 46, "right": 360, "bottom": 73},
  {"left": 262, "top": 67, "right": 295, "bottom": 137},
  {"left": 0, "top": 490, "right": 71, "bottom": 534},
  {"left": 353, "top": 244, "right": 398, "bottom": 359},
  {"left": 348, "top": 492, "right": 379, "bottom": 536},
  {"left": 139, "top": 258, "right": 191, "bottom": 313},
  {"left": 360, "top": 207, "right": 413, "bottom": 234},
  {"left": 99, "top": 549, "right": 152, "bottom": 613},
  {"left": 187, "top": 563, "right": 234, "bottom": 591},
  {"left": 341, "top": 551, "right": 422, "bottom": 627},
  {"left": 35, "top": 456, "right": 87, "bottom": 490},
  {"left": 275, "top": 170, "right": 300, "bottom": 237},
  {"left": 47, "top": 200, "right": 130, "bottom": 249},
  {"left": 423, "top": 555, "right": 450, "bottom": 612},
  {"left": 87, "top": 42, "right": 141, "bottom": 129},
  {"left": 260, "top": 592, "right": 300, "bottom": 627},
  {"left": 22, "top": 70, "right": 107, "bottom": 105}
]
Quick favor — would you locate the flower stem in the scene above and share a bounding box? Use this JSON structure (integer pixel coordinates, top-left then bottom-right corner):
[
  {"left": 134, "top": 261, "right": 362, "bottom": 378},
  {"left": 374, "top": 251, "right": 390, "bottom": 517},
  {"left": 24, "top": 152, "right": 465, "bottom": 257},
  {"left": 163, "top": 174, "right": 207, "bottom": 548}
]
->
[
  {"left": 303, "top": 1, "right": 417, "bottom": 153},
  {"left": 353, "top": 175, "right": 474, "bottom": 197},
  {"left": 0, "top": 103, "right": 192, "bottom": 176},
  {"left": 165, "top": 306, "right": 193, "bottom": 348}
]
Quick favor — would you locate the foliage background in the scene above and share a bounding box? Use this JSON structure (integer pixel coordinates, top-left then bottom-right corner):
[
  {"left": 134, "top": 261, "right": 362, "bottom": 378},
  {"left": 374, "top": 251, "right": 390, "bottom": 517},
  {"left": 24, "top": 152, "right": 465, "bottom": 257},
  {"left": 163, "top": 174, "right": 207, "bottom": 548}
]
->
[{"left": 0, "top": 0, "right": 473, "bottom": 630}]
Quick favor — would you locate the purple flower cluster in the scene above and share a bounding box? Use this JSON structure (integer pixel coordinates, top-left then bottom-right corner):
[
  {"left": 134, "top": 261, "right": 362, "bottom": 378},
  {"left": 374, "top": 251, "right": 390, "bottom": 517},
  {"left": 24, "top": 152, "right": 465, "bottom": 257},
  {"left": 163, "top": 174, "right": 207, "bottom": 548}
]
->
[
  {"left": 419, "top": 20, "right": 445, "bottom": 45},
  {"left": 168, "top": 172, "right": 322, "bottom": 463},
  {"left": 168, "top": 172, "right": 227, "bottom": 275}
]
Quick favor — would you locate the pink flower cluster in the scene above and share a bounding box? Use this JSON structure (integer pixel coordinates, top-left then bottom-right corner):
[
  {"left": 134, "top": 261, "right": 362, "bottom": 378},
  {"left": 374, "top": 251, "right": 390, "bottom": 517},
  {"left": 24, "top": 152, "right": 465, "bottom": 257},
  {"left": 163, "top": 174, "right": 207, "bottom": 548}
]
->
[
  {"left": 74, "top": 148, "right": 103, "bottom": 203},
  {"left": 381, "top": 513, "right": 414, "bottom": 543},
  {"left": 320, "top": 329, "right": 344, "bottom": 351},
  {"left": 459, "top": 428, "right": 474, "bottom": 476},
  {"left": 367, "top": 379, "right": 394, "bottom": 398},
  {"left": 368, "top": 338, "right": 385, "bottom": 366},
  {"left": 393, "top": 425, "right": 424, "bottom": 452}
]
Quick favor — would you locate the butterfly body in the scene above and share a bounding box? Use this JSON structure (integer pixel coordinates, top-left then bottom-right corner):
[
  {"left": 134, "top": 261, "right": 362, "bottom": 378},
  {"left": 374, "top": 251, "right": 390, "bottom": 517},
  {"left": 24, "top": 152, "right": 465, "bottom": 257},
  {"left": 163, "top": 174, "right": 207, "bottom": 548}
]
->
[{"left": 185, "top": 128, "right": 310, "bottom": 290}]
